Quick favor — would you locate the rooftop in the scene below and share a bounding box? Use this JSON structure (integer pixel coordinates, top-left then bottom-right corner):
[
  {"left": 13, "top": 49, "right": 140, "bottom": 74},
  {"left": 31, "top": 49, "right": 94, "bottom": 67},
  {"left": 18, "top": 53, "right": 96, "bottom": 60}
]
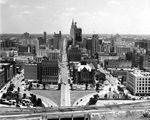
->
[
  {"left": 0, "top": 63, "right": 10, "bottom": 66},
  {"left": 130, "top": 70, "right": 150, "bottom": 77},
  {"left": 0, "top": 68, "right": 4, "bottom": 72}
]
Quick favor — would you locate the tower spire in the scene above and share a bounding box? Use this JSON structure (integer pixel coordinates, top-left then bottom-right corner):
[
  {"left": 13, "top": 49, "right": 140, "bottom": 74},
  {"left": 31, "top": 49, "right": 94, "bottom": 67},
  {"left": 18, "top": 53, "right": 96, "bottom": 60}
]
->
[{"left": 72, "top": 19, "right": 74, "bottom": 25}]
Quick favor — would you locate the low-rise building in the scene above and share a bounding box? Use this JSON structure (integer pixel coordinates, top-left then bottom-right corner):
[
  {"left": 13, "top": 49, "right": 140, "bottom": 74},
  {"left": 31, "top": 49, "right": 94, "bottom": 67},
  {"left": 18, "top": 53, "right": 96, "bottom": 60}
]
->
[
  {"left": 116, "top": 46, "right": 131, "bottom": 59},
  {"left": 126, "top": 70, "right": 150, "bottom": 96},
  {"left": 104, "top": 60, "right": 132, "bottom": 70},
  {"left": 98, "top": 55, "right": 119, "bottom": 66},
  {"left": 72, "top": 61, "right": 95, "bottom": 84}
]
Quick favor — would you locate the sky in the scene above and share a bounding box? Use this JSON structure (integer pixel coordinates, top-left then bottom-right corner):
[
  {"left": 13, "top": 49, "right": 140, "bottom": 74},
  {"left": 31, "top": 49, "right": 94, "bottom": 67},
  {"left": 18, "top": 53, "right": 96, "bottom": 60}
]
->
[{"left": 0, "top": 0, "right": 150, "bottom": 34}]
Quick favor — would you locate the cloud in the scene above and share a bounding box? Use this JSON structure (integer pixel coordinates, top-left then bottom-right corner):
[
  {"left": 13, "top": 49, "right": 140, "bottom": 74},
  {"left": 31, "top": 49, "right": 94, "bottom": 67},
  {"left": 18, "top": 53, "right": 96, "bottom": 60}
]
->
[
  {"left": 79, "top": 12, "right": 91, "bottom": 16},
  {"left": 22, "top": 5, "right": 29, "bottom": 8},
  {"left": 35, "top": 6, "right": 45, "bottom": 9},
  {"left": 93, "top": 11, "right": 110, "bottom": 16},
  {"left": 108, "top": 0, "right": 120, "bottom": 5},
  {"left": 65, "top": 7, "right": 76, "bottom": 11},
  {"left": 0, "top": 0, "right": 8, "bottom": 4},
  {"left": 10, "top": 5, "right": 17, "bottom": 8},
  {"left": 62, "top": 12, "right": 73, "bottom": 16},
  {"left": 21, "top": 11, "right": 32, "bottom": 14}
]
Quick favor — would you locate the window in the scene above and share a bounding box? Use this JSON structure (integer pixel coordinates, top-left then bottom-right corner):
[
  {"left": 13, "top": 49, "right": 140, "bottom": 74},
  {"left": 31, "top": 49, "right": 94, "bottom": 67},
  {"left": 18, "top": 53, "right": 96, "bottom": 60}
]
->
[{"left": 142, "top": 87, "right": 144, "bottom": 90}]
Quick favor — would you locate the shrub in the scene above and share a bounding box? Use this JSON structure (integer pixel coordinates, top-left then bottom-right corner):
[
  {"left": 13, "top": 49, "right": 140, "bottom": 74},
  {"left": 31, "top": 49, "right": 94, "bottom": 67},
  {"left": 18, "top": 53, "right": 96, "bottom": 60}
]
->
[{"left": 143, "top": 111, "right": 150, "bottom": 118}]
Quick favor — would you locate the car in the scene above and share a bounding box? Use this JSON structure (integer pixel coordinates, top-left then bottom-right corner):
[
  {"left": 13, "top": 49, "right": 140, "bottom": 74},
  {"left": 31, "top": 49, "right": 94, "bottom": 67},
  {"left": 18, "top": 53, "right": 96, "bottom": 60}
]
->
[
  {"left": 1, "top": 99, "right": 11, "bottom": 105},
  {"left": 9, "top": 100, "right": 16, "bottom": 105}
]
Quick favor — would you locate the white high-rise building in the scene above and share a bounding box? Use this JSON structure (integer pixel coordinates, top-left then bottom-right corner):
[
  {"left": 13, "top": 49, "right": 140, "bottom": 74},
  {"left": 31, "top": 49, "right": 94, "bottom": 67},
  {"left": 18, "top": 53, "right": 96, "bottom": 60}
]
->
[{"left": 126, "top": 70, "right": 150, "bottom": 96}]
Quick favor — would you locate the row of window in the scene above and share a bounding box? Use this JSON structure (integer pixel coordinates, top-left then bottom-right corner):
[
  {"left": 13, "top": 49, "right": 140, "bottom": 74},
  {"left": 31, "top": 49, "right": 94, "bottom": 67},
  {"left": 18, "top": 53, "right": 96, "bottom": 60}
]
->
[
  {"left": 136, "top": 91, "right": 150, "bottom": 93},
  {"left": 137, "top": 81, "right": 150, "bottom": 83},
  {"left": 137, "top": 84, "right": 150, "bottom": 87},
  {"left": 137, "top": 87, "right": 150, "bottom": 90},
  {"left": 137, "top": 78, "right": 150, "bottom": 80}
]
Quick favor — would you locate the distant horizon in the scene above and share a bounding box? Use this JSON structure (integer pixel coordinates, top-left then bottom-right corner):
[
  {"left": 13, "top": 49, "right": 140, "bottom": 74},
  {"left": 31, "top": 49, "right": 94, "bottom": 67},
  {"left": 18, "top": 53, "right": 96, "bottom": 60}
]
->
[
  {"left": 1, "top": 0, "right": 150, "bottom": 34},
  {"left": 1, "top": 33, "right": 150, "bottom": 36}
]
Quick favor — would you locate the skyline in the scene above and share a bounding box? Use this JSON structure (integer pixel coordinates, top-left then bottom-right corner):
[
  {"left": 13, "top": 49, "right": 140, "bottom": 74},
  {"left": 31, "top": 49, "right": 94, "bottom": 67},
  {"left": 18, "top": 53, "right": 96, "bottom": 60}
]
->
[{"left": 0, "top": 0, "right": 150, "bottom": 34}]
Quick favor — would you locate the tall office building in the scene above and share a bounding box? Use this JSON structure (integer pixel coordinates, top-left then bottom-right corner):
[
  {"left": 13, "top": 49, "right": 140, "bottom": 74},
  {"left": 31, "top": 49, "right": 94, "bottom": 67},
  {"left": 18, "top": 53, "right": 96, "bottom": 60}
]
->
[
  {"left": 43, "top": 32, "right": 47, "bottom": 45},
  {"left": 24, "top": 63, "right": 37, "bottom": 80},
  {"left": 68, "top": 46, "right": 81, "bottom": 62},
  {"left": 70, "top": 20, "right": 82, "bottom": 46},
  {"left": 92, "top": 34, "right": 99, "bottom": 56},
  {"left": 126, "top": 70, "right": 150, "bottom": 96},
  {"left": 53, "top": 31, "right": 62, "bottom": 50}
]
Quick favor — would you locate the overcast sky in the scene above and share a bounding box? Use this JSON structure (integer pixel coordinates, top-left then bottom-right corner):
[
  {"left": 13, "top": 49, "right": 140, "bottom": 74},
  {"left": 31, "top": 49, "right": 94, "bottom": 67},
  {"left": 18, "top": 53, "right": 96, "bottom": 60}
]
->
[{"left": 0, "top": 0, "right": 150, "bottom": 34}]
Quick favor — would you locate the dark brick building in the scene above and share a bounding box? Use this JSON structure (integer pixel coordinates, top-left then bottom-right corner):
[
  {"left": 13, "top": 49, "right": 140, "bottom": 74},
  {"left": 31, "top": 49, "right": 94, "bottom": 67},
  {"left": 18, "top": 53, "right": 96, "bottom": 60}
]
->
[
  {"left": 0, "top": 62, "right": 14, "bottom": 83},
  {"left": 0, "top": 39, "right": 16, "bottom": 49},
  {"left": 18, "top": 45, "right": 36, "bottom": 55},
  {"left": 24, "top": 63, "right": 37, "bottom": 80},
  {"left": 68, "top": 46, "right": 81, "bottom": 62},
  {"left": 40, "top": 60, "right": 59, "bottom": 84}
]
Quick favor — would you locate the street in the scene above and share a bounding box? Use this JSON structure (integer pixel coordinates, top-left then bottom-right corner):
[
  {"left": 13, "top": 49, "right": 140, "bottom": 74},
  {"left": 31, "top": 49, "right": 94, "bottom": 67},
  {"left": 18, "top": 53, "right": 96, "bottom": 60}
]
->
[{"left": 60, "top": 38, "right": 71, "bottom": 106}]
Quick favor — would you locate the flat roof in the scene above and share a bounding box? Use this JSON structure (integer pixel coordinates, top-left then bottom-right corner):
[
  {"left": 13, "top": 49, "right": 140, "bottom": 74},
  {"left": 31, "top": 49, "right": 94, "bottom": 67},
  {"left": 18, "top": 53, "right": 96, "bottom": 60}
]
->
[
  {"left": 0, "top": 63, "right": 10, "bottom": 66},
  {"left": 130, "top": 71, "right": 150, "bottom": 77},
  {"left": 0, "top": 69, "right": 4, "bottom": 72}
]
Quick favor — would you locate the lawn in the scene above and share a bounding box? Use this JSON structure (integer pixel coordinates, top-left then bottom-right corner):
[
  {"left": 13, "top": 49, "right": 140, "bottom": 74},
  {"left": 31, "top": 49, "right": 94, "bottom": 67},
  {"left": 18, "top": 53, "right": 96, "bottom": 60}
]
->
[
  {"left": 70, "top": 90, "right": 95, "bottom": 106},
  {"left": 31, "top": 90, "right": 61, "bottom": 106},
  {"left": 31, "top": 89, "right": 96, "bottom": 106}
]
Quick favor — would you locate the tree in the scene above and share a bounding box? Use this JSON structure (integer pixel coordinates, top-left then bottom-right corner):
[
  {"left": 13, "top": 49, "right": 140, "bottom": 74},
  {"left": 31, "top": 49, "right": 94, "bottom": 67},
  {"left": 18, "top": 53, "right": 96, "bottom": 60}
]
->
[
  {"left": 70, "top": 83, "right": 73, "bottom": 90},
  {"left": 17, "top": 87, "right": 20, "bottom": 92},
  {"left": 37, "top": 98, "right": 42, "bottom": 107},
  {"left": 22, "top": 93, "right": 26, "bottom": 99},
  {"left": 89, "top": 95, "right": 98, "bottom": 105},
  {"left": 117, "top": 86, "right": 124, "bottom": 92},
  {"left": 96, "top": 82, "right": 100, "bottom": 91},
  {"left": 85, "top": 83, "right": 88, "bottom": 90},
  {"left": 2, "top": 93, "right": 7, "bottom": 98},
  {"left": 104, "top": 94, "right": 107, "bottom": 99},
  {"left": 58, "top": 83, "right": 61, "bottom": 90},
  {"left": 7, "top": 83, "right": 15, "bottom": 92},
  {"left": 43, "top": 83, "right": 46, "bottom": 90},
  {"left": 37, "top": 84, "right": 40, "bottom": 88}
]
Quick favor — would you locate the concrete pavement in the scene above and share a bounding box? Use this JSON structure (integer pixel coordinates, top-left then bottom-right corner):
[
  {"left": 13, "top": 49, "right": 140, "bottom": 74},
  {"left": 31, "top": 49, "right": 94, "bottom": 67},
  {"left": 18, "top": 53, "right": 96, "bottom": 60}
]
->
[{"left": 60, "top": 38, "right": 71, "bottom": 106}]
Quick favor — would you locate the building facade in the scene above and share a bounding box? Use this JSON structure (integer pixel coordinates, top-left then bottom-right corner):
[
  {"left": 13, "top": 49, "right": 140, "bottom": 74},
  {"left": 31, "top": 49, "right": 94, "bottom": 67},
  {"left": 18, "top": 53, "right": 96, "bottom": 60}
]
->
[
  {"left": 72, "top": 61, "right": 95, "bottom": 84},
  {"left": 0, "top": 69, "right": 5, "bottom": 89},
  {"left": 53, "top": 31, "right": 62, "bottom": 50},
  {"left": 47, "top": 49, "right": 60, "bottom": 60},
  {"left": 68, "top": 46, "right": 81, "bottom": 62},
  {"left": 24, "top": 64, "right": 37, "bottom": 80},
  {"left": 70, "top": 20, "right": 82, "bottom": 46},
  {"left": 127, "top": 70, "right": 150, "bottom": 96},
  {"left": 116, "top": 46, "right": 131, "bottom": 59},
  {"left": 41, "top": 60, "right": 59, "bottom": 84},
  {"left": 104, "top": 60, "right": 132, "bottom": 70}
]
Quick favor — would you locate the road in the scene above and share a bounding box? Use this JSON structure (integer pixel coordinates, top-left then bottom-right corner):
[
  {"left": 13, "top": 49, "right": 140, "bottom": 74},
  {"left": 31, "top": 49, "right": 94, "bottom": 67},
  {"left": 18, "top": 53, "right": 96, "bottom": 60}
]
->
[
  {"left": 1, "top": 103, "right": 150, "bottom": 119},
  {"left": 73, "top": 85, "right": 119, "bottom": 106},
  {"left": 60, "top": 38, "right": 71, "bottom": 106}
]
